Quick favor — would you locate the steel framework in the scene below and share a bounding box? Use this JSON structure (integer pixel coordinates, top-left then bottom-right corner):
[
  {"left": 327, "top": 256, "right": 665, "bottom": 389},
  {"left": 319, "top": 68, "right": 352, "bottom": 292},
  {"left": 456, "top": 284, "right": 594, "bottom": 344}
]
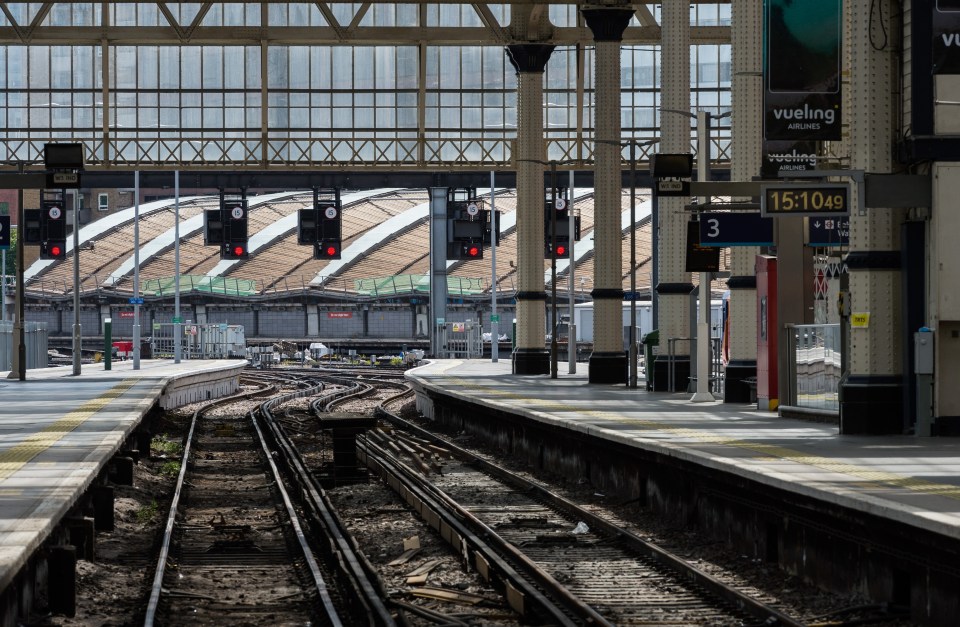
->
[{"left": 0, "top": 2, "right": 732, "bottom": 171}]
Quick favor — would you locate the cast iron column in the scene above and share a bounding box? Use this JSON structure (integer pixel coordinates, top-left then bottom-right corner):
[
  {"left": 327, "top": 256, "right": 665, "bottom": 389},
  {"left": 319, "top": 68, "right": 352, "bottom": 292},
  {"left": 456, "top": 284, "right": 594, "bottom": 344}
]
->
[
  {"left": 582, "top": 6, "right": 632, "bottom": 384},
  {"left": 507, "top": 44, "right": 554, "bottom": 375},
  {"left": 724, "top": 0, "right": 762, "bottom": 402},
  {"left": 654, "top": 0, "right": 694, "bottom": 391},
  {"left": 839, "top": 0, "right": 904, "bottom": 434}
]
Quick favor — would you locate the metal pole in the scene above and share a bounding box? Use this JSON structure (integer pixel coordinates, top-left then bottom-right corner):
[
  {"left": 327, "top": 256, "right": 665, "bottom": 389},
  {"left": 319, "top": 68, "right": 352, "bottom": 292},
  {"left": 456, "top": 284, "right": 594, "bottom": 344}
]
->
[
  {"left": 72, "top": 187, "right": 81, "bottom": 375},
  {"left": 1, "top": 249, "right": 6, "bottom": 322},
  {"left": 13, "top": 160, "right": 25, "bottom": 380},
  {"left": 550, "top": 163, "right": 558, "bottom": 379},
  {"left": 568, "top": 169, "right": 576, "bottom": 374},
  {"left": 133, "top": 171, "right": 141, "bottom": 370},
  {"left": 691, "top": 111, "right": 713, "bottom": 402},
  {"left": 174, "top": 171, "right": 182, "bottom": 363},
  {"left": 490, "top": 171, "right": 498, "bottom": 363},
  {"left": 104, "top": 317, "right": 112, "bottom": 370},
  {"left": 652, "top": 193, "right": 659, "bottom": 334},
  {"left": 428, "top": 187, "right": 448, "bottom": 358},
  {"left": 629, "top": 143, "right": 637, "bottom": 389}
]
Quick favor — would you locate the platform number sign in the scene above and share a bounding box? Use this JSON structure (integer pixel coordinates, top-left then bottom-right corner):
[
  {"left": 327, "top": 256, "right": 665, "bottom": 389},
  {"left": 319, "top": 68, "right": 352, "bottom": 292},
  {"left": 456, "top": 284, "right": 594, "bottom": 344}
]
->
[{"left": 0, "top": 215, "right": 9, "bottom": 249}]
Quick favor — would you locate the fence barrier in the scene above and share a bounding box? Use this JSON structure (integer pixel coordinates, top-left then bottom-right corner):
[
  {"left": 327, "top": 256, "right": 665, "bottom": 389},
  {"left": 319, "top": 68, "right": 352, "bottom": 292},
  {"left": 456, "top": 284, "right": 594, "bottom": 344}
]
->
[{"left": 0, "top": 321, "right": 49, "bottom": 371}]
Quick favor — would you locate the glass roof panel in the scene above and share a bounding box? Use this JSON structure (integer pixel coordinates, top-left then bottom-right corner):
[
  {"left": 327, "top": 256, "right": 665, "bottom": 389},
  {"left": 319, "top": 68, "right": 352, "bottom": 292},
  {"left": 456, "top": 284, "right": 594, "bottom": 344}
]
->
[
  {"left": 267, "top": 3, "right": 328, "bottom": 27},
  {"left": 6, "top": 2, "right": 44, "bottom": 26}
]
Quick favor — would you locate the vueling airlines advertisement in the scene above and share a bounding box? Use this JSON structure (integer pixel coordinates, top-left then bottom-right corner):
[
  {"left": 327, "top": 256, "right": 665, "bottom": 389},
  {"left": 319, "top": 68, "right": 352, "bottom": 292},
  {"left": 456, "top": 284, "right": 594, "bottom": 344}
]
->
[
  {"left": 934, "top": 0, "right": 960, "bottom": 73},
  {"left": 763, "top": 0, "right": 842, "bottom": 141}
]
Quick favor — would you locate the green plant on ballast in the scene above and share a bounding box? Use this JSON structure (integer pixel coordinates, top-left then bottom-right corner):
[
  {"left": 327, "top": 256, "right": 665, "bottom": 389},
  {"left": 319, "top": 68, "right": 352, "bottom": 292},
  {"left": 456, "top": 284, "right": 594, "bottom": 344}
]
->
[
  {"left": 151, "top": 434, "right": 183, "bottom": 457},
  {"left": 159, "top": 461, "right": 181, "bottom": 477},
  {"left": 390, "top": 357, "right": 402, "bottom": 366},
  {"left": 136, "top": 500, "right": 159, "bottom": 523}
]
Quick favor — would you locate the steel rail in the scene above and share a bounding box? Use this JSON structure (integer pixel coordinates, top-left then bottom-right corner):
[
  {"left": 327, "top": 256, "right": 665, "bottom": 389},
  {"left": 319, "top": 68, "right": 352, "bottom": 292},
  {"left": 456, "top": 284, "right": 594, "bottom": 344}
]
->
[
  {"left": 359, "top": 434, "right": 612, "bottom": 627},
  {"left": 259, "top": 392, "right": 398, "bottom": 626},
  {"left": 143, "top": 381, "right": 276, "bottom": 627},
  {"left": 375, "top": 405, "right": 807, "bottom": 627}
]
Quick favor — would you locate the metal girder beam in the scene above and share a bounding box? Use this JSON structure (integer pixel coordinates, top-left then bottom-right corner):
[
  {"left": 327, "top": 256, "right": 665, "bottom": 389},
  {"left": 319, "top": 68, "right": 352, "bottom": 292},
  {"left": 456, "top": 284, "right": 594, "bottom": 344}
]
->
[
  {"left": 0, "top": 169, "right": 732, "bottom": 191},
  {"left": 314, "top": 2, "right": 347, "bottom": 41},
  {"left": 0, "top": 24, "right": 729, "bottom": 45},
  {"left": 473, "top": 3, "right": 509, "bottom": 43}
]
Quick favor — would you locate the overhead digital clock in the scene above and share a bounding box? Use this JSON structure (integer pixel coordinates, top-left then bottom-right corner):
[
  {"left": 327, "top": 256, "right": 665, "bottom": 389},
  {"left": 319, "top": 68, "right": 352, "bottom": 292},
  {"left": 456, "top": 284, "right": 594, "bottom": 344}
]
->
[{"left": 761, "top": 183, "right": 850, "bottom": 217}]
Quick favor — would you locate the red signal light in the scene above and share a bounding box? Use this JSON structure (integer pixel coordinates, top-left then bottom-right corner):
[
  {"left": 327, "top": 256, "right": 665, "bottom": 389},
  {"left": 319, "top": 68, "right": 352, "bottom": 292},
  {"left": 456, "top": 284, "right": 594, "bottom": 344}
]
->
[
  {"left": 555, "top": 244, "right": 567, "bottom": 256},
  {"left": 466, "top": 245, "right": 480, "bottom": 257},
  {"left": 324, "top": 245, "right": 338, "bottom": 257},
  {"left": 232, "top": 245, "right": 245, "bottom": 257}
]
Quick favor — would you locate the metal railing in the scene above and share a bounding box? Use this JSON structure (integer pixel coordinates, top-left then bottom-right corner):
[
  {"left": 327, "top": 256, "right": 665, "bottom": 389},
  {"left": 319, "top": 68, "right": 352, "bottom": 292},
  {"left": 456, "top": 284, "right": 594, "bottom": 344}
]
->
[
  {"left": 23, "top": 272, "right": 519, "bottom": 301},
  {"left": 438, "top": 320, "right": 483, "bottom": 359},
  {"left": 0, "top": 321, "right": 49, "bottom": 370},
  {"left": 786, "top": 323, "right": 841, "bottom": 412},
  {"left": 666, "top": 336, "right": 723, "bottom": 395},
  {"left": 150, "top": 322, "right": 246, "bottom": 360}
]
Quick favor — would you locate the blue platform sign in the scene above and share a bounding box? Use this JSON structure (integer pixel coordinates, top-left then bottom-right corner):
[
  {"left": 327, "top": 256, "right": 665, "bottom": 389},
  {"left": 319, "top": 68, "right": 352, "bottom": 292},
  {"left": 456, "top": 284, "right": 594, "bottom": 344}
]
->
[
  {"left": 129, "top": 297, "right": 144, "bottom": 305},
  {"left": 699, "top": 212, "right": 775, "bottom": 247},
  {"left": 0, "top": 215, "right": 9, "bottom": 249},
  {"left": 808, "top": 216, "right": 849, "bottom": 246}
]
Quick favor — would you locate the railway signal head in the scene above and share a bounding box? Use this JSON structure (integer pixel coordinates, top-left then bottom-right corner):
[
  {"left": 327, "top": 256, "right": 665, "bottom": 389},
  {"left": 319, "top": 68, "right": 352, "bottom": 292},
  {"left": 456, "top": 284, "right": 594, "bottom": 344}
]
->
[
  {"left": 315, "top": 240, "right": 341, "bottom": 260},
  {"left": 40, "top": 240, "right": 66, "bottom": 260},
  {"left": 461, "top": 242, "right": 483, "bottom": 259},
  {"left": 223, "top": 242, "right": 248, "bottom": 259}
]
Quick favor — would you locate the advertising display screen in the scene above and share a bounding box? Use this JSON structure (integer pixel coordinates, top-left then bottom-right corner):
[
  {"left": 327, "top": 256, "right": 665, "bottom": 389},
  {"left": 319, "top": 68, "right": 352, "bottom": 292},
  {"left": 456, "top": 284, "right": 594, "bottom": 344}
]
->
[
  {"left": 763, "top": 0, "right": 843, "bottom": 140},
  {"left": 934, "top": 0, "right": 960, "bottom": 73}
]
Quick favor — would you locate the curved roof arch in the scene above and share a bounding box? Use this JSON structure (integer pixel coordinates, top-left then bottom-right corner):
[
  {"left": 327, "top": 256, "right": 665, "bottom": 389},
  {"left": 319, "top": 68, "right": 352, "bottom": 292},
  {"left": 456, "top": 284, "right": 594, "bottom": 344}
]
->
[
  {"left": 544, "top": 194, "right": 652, "bottom": 286},
  {"left": 24, "top": 196, "right": 207, "bottom": 282}
]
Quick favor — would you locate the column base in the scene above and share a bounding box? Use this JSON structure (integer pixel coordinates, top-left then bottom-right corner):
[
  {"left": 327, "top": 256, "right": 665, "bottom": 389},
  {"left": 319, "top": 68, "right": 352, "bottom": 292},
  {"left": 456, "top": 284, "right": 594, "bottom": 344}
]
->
[
  {"left": 724, "top": 360, "right": 757, "bottom": 403},
  {"left": 588, "top": 351, "right": 627, "bottom": 384},
  {"left": 513, "top": 349, "right": 550, "bottom": 375},
  {"left": 935, "top": 417, "right": 960, "bottom": 435},
  {"left": 839, "top": 376, "right": 904, "bottom": 434},
  {"left": 652, "top": 355, "right": 690, "bottom": 392}
]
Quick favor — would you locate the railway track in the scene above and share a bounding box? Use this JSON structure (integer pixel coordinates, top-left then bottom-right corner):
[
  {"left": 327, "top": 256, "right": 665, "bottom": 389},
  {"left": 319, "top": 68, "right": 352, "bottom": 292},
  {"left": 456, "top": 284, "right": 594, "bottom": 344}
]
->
[
  {"left": 367, "top": 391, "right": 806, "bottom": 626},
  {"left": 143, "top": 376, "right": 395, "bottom": 626},
  {"left": 139, "top": 367, "right": 809, "bottom": 625}
]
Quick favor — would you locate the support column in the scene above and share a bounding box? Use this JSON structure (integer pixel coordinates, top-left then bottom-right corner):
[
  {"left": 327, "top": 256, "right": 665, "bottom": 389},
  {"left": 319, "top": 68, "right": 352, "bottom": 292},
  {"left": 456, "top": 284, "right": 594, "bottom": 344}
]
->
[
  {"left": 583, "top": 7, "right": 632, "bottom": 384},
  {"left": 654, "top": 0, "right": 694, "bottom": 391},
  {"left": 839, "top": 0, "right": 903, "bottom": 433},
  {"left": 99, "top": 304, "right": 111, "bottom": 334},
  {"left": 306, "top": 304, "right": 319, "bottom": 336},
  {"left": 194, "top": 304, "right": 207, "bottom": 325},
  {"left": 725, "top": 0, "right": 763, "bottom": 402},
  {"left": 506, "top": 44, "right": 554, "bottom": 375},
  {"left": 428, "top": 187, "right": 448, "bottom": 357}
]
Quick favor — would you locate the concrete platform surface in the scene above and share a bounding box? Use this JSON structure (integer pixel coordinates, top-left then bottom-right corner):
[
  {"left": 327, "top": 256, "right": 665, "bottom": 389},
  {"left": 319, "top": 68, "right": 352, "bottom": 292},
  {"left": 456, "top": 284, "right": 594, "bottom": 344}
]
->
[
  {"left": 0, "top": 359, "right": 246, "bottom": 592},
  {"left": 408, "top": 359, "right": 960, "bottom": 542}
]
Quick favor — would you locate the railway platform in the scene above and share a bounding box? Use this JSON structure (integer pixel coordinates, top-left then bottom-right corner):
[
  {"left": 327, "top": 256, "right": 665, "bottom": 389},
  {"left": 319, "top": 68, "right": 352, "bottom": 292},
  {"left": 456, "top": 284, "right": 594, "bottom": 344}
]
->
[
  {"left": 0, "top": 358, "right": 246, "bottom": 618},
  {"left": 407, "top": 359, "right": 960, "bottom": 626}
]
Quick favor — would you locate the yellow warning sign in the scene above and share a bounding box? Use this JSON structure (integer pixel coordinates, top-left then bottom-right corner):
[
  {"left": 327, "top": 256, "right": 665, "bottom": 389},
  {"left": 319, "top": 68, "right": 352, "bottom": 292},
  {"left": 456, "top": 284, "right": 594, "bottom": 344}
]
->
[{"left": 851, "top": 312, "right": 870, "bottom": 328}]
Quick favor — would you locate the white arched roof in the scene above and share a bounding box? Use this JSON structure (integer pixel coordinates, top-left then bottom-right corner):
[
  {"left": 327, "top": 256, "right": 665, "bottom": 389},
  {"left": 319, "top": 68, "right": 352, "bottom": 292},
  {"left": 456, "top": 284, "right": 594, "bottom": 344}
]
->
[{"left": 24, "top": 196, "right": 206, "bottom": 282}]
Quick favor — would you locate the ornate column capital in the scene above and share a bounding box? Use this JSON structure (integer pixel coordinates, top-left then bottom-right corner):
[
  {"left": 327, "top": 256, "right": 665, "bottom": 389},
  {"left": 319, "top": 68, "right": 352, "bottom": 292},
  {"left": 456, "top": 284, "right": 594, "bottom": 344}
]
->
[
  {"left": 505, "top": 44, "right": 555, "bottom": 74},
  {"left": 581, "top": 7, "right": 633, "bottom": 42}
]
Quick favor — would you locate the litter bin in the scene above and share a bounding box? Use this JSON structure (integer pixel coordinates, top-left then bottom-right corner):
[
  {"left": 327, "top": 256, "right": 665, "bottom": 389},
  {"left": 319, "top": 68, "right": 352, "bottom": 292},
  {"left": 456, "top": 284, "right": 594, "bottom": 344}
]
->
[{"left": 641, "top": 329, "right": 659, "bottom": 391}]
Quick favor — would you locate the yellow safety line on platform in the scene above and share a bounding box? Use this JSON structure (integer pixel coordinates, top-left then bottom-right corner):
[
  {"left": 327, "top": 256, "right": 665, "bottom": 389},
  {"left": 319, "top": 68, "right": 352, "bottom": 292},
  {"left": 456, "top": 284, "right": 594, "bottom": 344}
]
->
[
  {"left": 445, "top": 376, "right": 960, "bottom": 502},
  {"left": 0, "top": 379, "right": 139, "bottom": 481}
]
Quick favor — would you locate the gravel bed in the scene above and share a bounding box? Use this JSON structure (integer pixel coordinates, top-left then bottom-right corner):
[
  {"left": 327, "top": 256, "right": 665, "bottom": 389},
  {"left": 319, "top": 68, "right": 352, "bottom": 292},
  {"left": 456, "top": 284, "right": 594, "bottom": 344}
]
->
[{"left": 25, "top": 385, "right": 916, "bottom": 627}]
